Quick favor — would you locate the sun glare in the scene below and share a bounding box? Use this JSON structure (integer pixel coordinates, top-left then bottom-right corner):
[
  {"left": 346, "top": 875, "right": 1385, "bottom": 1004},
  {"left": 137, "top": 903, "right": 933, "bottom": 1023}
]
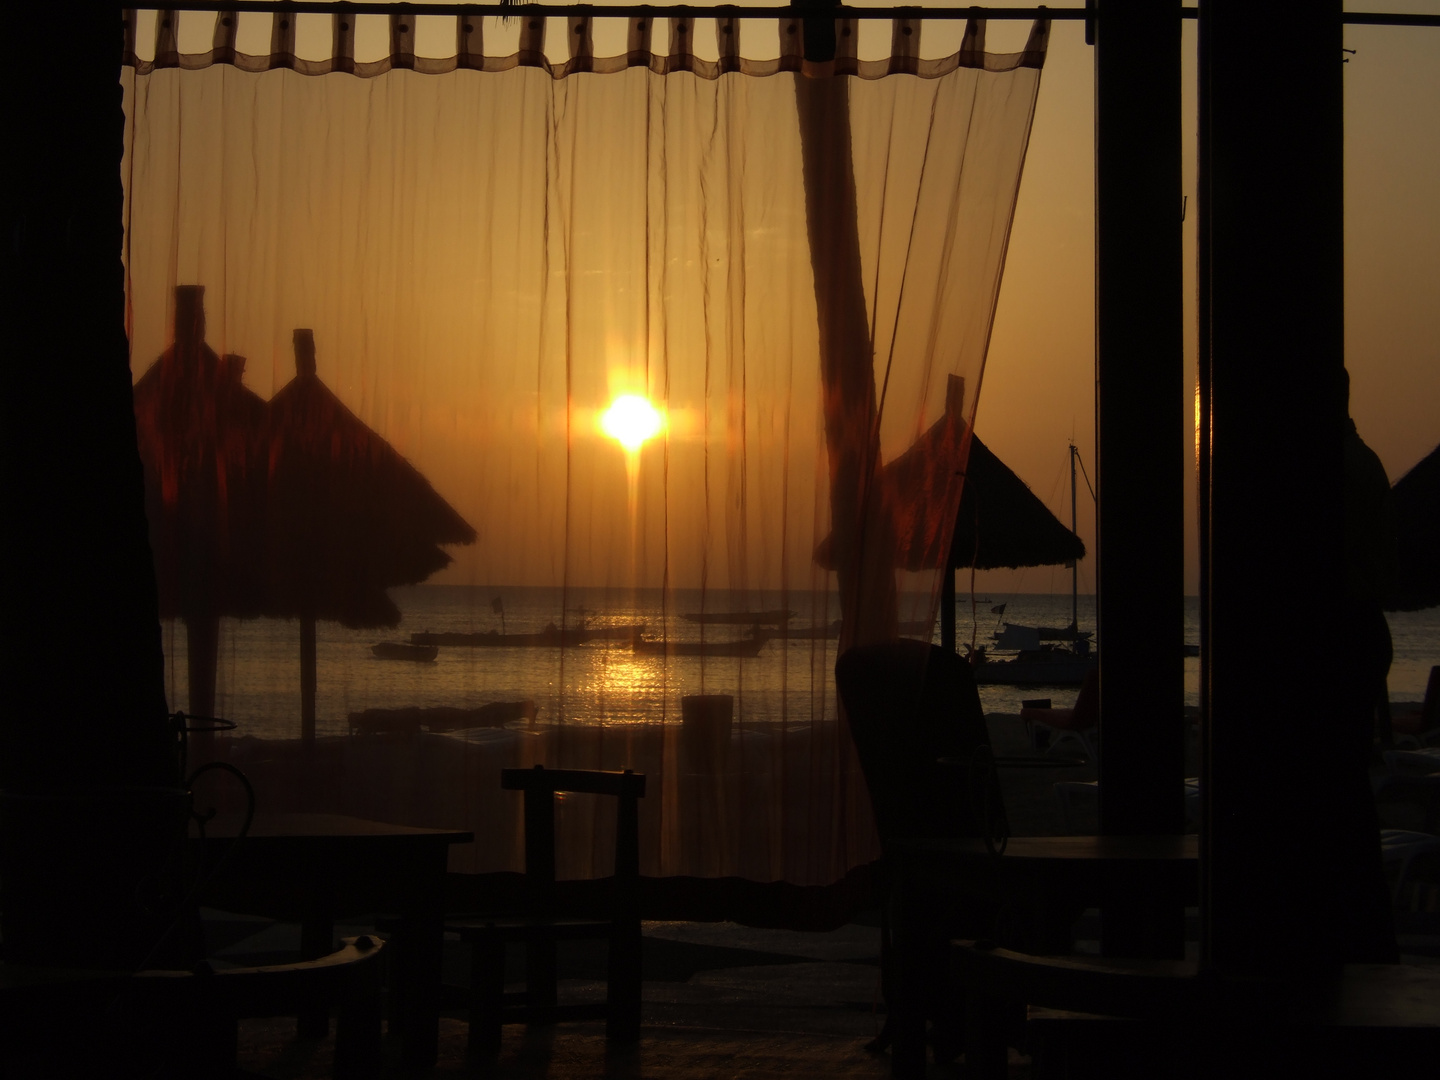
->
[{"left": 601, "top": 394, "right": 664, "bottom": 452}]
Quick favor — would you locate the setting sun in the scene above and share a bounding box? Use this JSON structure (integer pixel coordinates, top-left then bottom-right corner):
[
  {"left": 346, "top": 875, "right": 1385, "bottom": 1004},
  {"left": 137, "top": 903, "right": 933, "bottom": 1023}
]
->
[{"left": 601, "top": 394, "right": 664, "bottom": 452}]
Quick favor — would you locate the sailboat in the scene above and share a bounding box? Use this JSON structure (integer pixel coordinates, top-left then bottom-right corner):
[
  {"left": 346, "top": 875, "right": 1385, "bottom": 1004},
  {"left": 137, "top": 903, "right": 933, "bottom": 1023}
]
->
[{"left": 971, "top": 444, "right": 1099, "bottom": 687}]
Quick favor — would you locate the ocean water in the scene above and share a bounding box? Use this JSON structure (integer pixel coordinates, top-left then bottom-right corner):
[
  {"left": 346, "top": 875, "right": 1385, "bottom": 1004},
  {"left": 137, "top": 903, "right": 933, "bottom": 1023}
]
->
[{"left": 169, "top": 587, "right": 1439, "bottom": 742}]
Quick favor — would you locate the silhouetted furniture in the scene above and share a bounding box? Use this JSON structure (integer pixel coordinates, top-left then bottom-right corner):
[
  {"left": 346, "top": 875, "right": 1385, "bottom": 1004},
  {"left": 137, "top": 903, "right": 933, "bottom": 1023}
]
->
[
  {"left": 446, "top": 765, "right": 646, "bottom": 1059},
  {"left": 1392, "top": 666, "right": 1440, "bottom": 749},
  {"left": 191, "top": 812, "right": 472, "bottom": 1070},
  {"left": 1375, "top": 773, "right": 1440, "bottom": 836},
  {"left": 0, "top": 937, "right": 384, "bottom": 1079},
  {"left": 836, "top": 640, "right": 1006, "bottom": 1066},
  {"left": 1054, "top": 778, "right": 1201, "bottom": 833},
  {"left": 954, "top": 940, "right": 1440, "bottom": 1080},
  {"left": 889, "top": 835, "right": 1199, "bottom": 1079},
  {"left": 1021, "top": 667, "right": 1100, "bottom": 761},
  {"left": 680, "top": 694, "right": 733, "bottom": 876}
]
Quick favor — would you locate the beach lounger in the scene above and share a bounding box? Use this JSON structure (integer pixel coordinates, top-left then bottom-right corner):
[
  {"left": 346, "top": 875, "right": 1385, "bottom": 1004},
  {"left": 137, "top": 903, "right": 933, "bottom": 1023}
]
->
[{"left": 1021, "top": 667, "right": 1100, "bottom": 762}]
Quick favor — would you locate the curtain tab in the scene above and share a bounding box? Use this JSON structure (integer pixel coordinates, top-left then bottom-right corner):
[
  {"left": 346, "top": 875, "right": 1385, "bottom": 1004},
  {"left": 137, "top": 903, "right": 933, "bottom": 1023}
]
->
[
  {"left": 959, "top": 17, "right": 986, "bottom": 69},
  {"left": 518, "top": 14, "right": 546, "bottom": 70},
  {"left": 889, "top": 16, "right": 920, "bottom": 76},
  {"left": 1021, "top": 17, "right": 1051, "bottom": 70},
  {"left": 778, "top": 17, "right": 803, "bottom": 73},
  {"left": 270, "top": 10, "right": 297, "bottom": 70},
  {"left": 626, "top": 16, "right": 652, "bottom": 69},
  {"left": 212, "top": 10, "right": 238, "bottom": 66},
  {"left": 833, "top": 18, "right": 858, "bottom": 75},
  {"left": 154, "top": 9, "right": 179, "bottom": 69},
  {"left": 121, "top": 9, "right": 139, "bottom": 68},
  {"left": 333, "top": 10, "right": 356, "bottom": 75},
  {"left": 716, "top": 10, "right": 741, "bottom": 75},
  {"left": 390, "top": 11, "right": 415, "bottom": 71},
  {"left": 457, "top": 13, "right": 483, "bottom": 71},
  {"left": 669, "top": 16, "right": 696, "bottom": 74},
  {"left": 567, "top": 15, "right": 593, "bottom": 74}
]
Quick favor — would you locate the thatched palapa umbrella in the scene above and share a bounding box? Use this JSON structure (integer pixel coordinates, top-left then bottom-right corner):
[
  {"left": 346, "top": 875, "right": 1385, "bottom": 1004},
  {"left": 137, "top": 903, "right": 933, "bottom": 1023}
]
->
[
  {"left": 263, "top": 330, "right": 476, "bottom": 747},
  {"left": 1386, "top": 441, "right": 1440, "bottom": 613},
  {"left": 132, "top": 285, "right": 267, "bottom": 722},
  {"left": 815, "top": 374, "right": 1086, "bottom": 574}
]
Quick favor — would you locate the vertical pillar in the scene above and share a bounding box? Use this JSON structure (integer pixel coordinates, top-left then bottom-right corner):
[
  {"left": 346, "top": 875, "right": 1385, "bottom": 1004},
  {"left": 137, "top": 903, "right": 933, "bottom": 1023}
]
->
[
  {"left": 1, "top": 2, "right": 178, "bottom": 970},
  {"left": 1094, "top": 0, "right": 1187, "bottom": 957},
  {"left": 2, "top": 6, "right": 172, "bottom": 788},
  {"left": 1201, "top": 1, "right": 1369, "bottom": 974}
]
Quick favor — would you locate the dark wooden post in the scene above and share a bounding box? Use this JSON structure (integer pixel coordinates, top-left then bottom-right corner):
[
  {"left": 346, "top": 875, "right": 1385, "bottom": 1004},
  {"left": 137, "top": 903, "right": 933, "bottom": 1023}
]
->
[
  {"left": 1200, "top": 0, "right": 1392, "bottom": 978},
  {"left": 1093, "top": 0, "right": 1187, "bottom": 958},
  {"left": 1, "top": 3, "right": 180, "bottom": 969}
]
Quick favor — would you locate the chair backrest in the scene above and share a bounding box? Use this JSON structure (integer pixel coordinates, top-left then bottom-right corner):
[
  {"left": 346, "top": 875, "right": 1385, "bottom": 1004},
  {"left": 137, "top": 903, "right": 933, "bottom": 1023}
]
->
[
  {"left": 1424, "top": 665, "right": 1440, "bottom": 729},
  {"left": 500, "top": 766, "right": 646, "bottom": 916},
  {"left": 836, "top": 640, "right": 1004, "bottom": 848},
  {"left": 1072, "top": 666, "right": 1100, "bottom": 731}
]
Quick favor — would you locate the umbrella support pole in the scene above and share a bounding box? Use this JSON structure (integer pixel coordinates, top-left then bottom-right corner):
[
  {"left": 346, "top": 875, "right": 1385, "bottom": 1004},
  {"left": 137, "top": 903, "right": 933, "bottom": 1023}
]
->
[
  {"left": 187, "top": 615, "right": 219, "bottom": 758},
  {"left": 301, "top": 614, "right": 317, "bottom": 750},
  {"left": 941, "top": 567, "right": 957, "bottom": 653}
]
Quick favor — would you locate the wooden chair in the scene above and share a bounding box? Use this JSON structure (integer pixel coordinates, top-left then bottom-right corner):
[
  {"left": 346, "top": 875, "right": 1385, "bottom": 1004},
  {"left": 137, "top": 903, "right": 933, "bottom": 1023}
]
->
[
  {"left": 447, "top": 765, "right": 646, "bottom": 1059},
  {"left": 835, "top": 640, "right": 1008, "bottom": 1062}
]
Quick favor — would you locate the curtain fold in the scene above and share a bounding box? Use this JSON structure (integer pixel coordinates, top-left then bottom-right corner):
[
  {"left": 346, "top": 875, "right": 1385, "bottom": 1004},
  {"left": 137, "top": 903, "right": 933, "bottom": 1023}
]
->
[{"left": 121, "top": 10, "right": 1045, "bottom": 885}]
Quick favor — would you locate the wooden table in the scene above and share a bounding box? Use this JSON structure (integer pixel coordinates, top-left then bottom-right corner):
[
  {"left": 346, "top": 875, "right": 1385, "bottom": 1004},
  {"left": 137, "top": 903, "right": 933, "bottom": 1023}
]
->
[
  {"left": 887, "top": 833, "right": 1199, "bottom": 1079},
  {"left": 192, "top": 812, "right": 472, "bottom": 1070}
]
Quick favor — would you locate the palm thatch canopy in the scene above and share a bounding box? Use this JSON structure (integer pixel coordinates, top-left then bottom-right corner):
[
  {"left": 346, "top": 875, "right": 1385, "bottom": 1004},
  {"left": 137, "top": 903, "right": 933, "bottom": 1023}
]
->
[
  {"left": 1387, "top": 441, "right": 1440, "bottom": 612},
  {"left": 948, "top": 434, "right": 1087, "bottom": 571},
  {"left": 132, "top": 286, "right": 268, "bottom": 622},
  {"left": 262, "top": 329, "right": 477, "bottom": 629},
  {"left": 814, "top": 374, "right": 1084, "bottom": 573}
]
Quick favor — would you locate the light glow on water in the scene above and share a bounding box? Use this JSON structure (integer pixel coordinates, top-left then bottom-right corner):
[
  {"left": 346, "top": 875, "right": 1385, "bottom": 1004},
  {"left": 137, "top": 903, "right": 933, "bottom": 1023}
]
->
[{"left": 164, "top": 587, "right": 1440, "bottom": 743}]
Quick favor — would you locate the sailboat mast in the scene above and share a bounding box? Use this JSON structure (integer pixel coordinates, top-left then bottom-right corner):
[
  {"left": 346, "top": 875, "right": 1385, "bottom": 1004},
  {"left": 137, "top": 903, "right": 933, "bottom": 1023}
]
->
[{"left": 1070, "top": 443, "right": 1079, "bottom": 633}]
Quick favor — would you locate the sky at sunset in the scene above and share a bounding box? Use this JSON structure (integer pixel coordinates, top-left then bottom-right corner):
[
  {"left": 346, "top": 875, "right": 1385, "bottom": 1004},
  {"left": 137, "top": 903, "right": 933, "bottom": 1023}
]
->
[
  {"left": 976, "top": 2, "right": 1440, "bottom": 598},
  {"left": 133, "top": 3, "right": 1440, "bottom": 599}
]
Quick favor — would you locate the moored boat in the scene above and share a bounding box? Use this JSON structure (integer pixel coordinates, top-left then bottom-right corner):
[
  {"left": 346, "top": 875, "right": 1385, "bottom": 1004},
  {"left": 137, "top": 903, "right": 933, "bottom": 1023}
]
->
[
  {"left": 372, "top": 641, "right": 439, "bottom": 662},
  {"left": 632, "top": 636, "right": 766, "bottom": 658},
  {"left": 750, "top": 620, "right": 841, "bottom": 641},
  {"left": 681, "top": 609, "right": 795, "bottom": 626},
  {"left": 411, "top": 624, "right": 591, "bottom": 648},
  {"left": 970, "top": 646, "right": 1095, "bottom": 686}
]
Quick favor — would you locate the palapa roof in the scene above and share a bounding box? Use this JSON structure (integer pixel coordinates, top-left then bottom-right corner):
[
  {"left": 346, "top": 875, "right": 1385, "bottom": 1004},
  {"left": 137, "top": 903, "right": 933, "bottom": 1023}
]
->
[
  {"left": 814, "top": 374, "right": 1085, "bottom": 573},
  {"left": 261, "top": 329, "right": 476, "bottom": 629},
  {"left": 132, "top": 286, "right": 268, "bottom": 620}
]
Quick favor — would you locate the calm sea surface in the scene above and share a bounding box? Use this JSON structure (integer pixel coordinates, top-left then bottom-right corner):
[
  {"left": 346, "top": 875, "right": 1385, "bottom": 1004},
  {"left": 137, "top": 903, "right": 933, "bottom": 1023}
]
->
[{"left": 168, "top": 587, "right": 1440, "bottom": 742}]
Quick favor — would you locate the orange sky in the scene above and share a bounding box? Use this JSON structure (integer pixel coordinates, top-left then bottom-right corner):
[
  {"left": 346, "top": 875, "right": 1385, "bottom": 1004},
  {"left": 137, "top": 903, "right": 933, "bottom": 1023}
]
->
[
  {"left": 973, "top": 4, "right": 1440, "bottom": 597},
  {"left": 133, "top": 3, "right": 1440, "bottom": 599}
]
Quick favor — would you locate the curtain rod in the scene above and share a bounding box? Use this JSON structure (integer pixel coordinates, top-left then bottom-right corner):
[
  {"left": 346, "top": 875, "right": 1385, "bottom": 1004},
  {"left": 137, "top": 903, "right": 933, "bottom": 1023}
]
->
[
  {"left": 138, "top": 4, "right": 1146, "bottom": 21},
  {"left": 137, "top": 5, "right": 1440, "bottom": 28}
]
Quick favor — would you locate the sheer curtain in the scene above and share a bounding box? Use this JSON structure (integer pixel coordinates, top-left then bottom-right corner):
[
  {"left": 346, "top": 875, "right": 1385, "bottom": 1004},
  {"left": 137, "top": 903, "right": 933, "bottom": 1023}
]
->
[{"left": 121, "top": 9, "right": 1045, "bottom": 885}]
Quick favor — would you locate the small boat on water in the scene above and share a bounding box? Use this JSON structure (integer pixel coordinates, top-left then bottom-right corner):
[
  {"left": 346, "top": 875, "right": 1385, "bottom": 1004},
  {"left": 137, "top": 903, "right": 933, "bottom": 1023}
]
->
[
  {"left": 750, "top": 620, "right": 841, "bottom": 642},
  {"left": 632, "top": 636, "right": 766, "bottom": 658},
  {"left": 682, "top": 609, "right": 795, "bottom": 626},
  {"left": 583, "top": 623, "right": 648, "bottom": 642},
  {"left": 372, "top": 641, "right": 439, "bottom": 662},
  {"left": 970, "top": 646, "right": 1095, "bottom": 687},
  {"left": 411, "top": 624, "right": 591, "bottom": 648},
  {"left": 411, "top": 622, "right": 646, "bottom": 648}
]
